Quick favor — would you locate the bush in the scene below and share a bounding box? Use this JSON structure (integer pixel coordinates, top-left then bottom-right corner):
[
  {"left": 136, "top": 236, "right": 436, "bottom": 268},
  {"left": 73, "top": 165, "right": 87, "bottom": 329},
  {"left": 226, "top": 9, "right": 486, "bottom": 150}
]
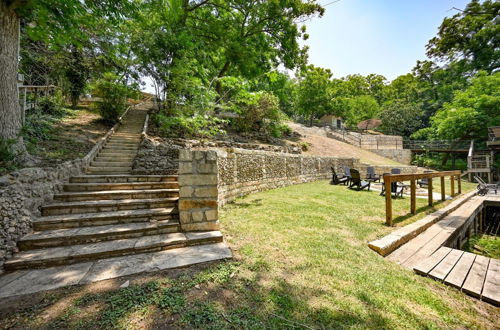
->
[
  {"left": 92, "top": 73, "right": 129, "bottom": 123},
  {"left": 37, "top": 90, "right": 66, "bottom": 116},
  {"left": 155, "top": 113, "right": 226, "bottom": 139},
  {"left": 0, "top": 138, "right": 18, "bottom": 174}
]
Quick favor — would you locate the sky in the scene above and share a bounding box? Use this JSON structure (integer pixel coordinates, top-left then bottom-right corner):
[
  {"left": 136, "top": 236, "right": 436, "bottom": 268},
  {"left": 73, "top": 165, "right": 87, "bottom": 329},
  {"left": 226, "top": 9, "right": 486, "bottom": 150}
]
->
[{"left": 301, "top": 0, "right": 471, "bottom": 81}]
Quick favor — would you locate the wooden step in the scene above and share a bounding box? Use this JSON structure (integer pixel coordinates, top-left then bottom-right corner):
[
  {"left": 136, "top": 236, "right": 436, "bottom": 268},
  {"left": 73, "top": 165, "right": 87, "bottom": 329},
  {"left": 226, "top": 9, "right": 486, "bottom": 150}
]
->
[
  {"left": 5, "top": 231, "right": 223, "bottom": 270},
  {"left": 42, "top": 198, "right": 178, "bottom": 216},
  {"left": 100, "top": 146, "right": 138, "bottom": 151},
  {"left": 34, "top": 208, "right": 178, "bottom": 230},
  {"left": 69, "top": 175, "right": 177, "bottom": 183},
  {"left": 63, "top": 182, "right": 178, "bottom": 192},
  {"left": 54, "top": 189, "right": 179, "bottom": 202},
  {"left": 19, "top": 220, "right": 181, "bottom": 250},
  {"left": 95, "top": 153, "right": 137, "bottom": 158}
]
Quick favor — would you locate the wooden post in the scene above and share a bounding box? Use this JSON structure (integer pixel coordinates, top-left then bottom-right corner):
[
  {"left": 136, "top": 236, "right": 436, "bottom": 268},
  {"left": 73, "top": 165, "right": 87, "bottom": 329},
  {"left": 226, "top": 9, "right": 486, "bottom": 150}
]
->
[
  {"left": 450, "top": 175, "right": 455, "bottom": 196},
  {"left": 440, "top": 176, "right": 445, "bottom": 201},
  {"left": 457, "top": 175, "right": 461, "bottom": 194},
  {"left": 385, "top": 175, "right": 393, "bottom": 226},
  {"left": 428, "top": 177, "right": 433, "bottom": 207},
  {"left": 410, "top": 179, "right": 416, "bottom": 214}
]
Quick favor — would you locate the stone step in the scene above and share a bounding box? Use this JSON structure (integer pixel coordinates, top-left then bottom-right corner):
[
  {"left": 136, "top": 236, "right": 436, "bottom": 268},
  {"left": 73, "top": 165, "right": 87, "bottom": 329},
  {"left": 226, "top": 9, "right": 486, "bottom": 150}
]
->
[
  {"left": 95, "top": 152, "right": 137, "bottom": 158},
  {"left": 42, "top": 198, "right": 178, "bottom": 216},
  {"left": 5, "top": 231, "right": 223, "bottom": 270},
  {"left": 63, "top": 182, "right": 178, "bottom": 192},
  {"left": 94, "top": 157, "right": 135, "bottom": 163},
  {"left": 90, "top": 161, "right": 134, "bottom": 168},
  {"left": 86, "top": 166, "right": 132, "bottom": 173},
  {"left": 69, "top": 175, "right": 178, "bottom": 183},
  {"left": 104, "top": 142, "right": 140, "bottom": 148},
  {"left": 100, "top": 146, "right": 138, "bottom": 151},
  {"left": 54, "top": 189, "right": 179, "bottom": 202},
  {"left": 19, "top": 220, "right": 181, "bottom": 250},
  {"left": 34, "top": 208, "right": 178, "bottom": 230}
]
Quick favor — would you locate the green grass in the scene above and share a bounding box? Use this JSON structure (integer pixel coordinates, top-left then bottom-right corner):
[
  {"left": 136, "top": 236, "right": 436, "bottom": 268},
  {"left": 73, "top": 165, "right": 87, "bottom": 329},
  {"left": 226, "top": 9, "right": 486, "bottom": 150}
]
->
[
  {"left": 1, "top": 180, "right": 496, "bottom": 329},
  {"left": 464, "top": 234, "right": 500, "bottom": 259}
]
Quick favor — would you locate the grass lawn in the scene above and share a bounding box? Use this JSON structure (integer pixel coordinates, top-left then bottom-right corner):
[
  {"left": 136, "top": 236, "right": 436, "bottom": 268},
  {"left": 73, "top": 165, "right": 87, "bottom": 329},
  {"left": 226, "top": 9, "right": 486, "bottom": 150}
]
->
[
  {"left": 1, "top": 180, "right": 497, "bottom": 329},
  {"left": 464, "top": 234, "right": 500, "bottom": 259}
]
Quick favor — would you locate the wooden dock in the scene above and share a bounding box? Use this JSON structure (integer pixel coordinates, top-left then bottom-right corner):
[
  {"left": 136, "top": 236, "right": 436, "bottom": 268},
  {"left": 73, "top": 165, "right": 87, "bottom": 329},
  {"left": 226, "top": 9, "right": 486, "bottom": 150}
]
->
[{"left": 414, "top": 246, "right": 499, "bottom": 306}]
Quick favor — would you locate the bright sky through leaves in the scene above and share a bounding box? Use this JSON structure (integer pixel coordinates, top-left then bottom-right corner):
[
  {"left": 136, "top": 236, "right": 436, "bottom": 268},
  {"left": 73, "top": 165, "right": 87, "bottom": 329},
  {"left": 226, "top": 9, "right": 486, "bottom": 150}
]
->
[{"left": 302, "top": 0, "right": 471, "bottom": 80}]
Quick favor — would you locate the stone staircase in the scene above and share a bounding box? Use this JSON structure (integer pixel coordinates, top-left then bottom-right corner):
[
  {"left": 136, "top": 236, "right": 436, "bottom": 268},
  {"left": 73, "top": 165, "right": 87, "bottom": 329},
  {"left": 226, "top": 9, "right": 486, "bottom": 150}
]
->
[{"left": 3, "top": 107, "right": 224, "bottom": 272}]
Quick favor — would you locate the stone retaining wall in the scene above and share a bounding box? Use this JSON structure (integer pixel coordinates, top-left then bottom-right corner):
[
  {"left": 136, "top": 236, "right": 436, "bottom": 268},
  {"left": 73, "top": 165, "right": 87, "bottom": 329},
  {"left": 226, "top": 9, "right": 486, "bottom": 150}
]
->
[
  {"left": 364, "top": 149, "right": 413, "bottom": 165},
  {"left": 132, "top": 137, "right": 180, "bottom": 175},
  {"left": 215, "top": 148, "right": 358, "bottom": 205},
  {"left": 0, "top": 160, "right": 86, "bottom": 271}
]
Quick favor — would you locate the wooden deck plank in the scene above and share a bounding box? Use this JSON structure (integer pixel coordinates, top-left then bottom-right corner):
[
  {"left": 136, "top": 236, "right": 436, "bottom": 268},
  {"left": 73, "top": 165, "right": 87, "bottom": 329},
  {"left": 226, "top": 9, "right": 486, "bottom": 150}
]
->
[
  {"left": 414, "top": 247, "right": 451, "bottom": 276},
  {"left": 444, "top": 252, "right": 476, "bottom": 289},
  {"left": 481, "top": 258, "right": 500, "bottom": 306},
  {"left": 462, "top": 255, "right": 490, "bottom": 298},
  {"left": 428, "top": 249, "right": 464, "bottom": 281}
]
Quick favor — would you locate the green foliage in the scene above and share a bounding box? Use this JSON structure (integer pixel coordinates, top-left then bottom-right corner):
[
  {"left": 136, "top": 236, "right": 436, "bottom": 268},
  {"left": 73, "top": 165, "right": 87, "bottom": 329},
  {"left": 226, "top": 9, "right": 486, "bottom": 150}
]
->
[
  {"left": 427, "top": 71, "right": 500, "bottom": 140},
  {"left": 36, "top": 90, "right": 66, "bottom": 116},
  {"left": 426, "top": 0, "right": 500, "bottom": 73},
  {"left": 0, "top": 138, "right": 18, "bottom": 173},
  {"left": 464, "top": 234, "right": 500, "bottom": 259},
  {"left": 344, "top": 95, "right": 380, "bottom": 127},
  {"left": 155, "top": 113, "right": 226, "bottom": 139},
  {"left": 379, "top": 101, "right": 423, "bottom": 136},
  {"left": 296, "top": 65, "right": 334, "bottom": 126},
  {"left": 91, "top": 73, "right": 129, "bottom": 123},
  {"left": 232, "top": 91, "right": 286, "bottom": 136}
]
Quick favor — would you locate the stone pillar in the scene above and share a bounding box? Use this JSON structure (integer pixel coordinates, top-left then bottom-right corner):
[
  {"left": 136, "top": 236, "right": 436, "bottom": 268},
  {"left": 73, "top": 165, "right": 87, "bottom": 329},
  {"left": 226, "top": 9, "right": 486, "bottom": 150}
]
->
[{"left": 178, "top": 150, "right": 220, "bottom": 232}]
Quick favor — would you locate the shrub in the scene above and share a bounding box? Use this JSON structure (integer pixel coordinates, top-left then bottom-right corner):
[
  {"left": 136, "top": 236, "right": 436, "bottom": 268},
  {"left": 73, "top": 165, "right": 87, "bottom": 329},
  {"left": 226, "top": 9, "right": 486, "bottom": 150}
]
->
[
  {"left": 0, "top": 138, "right": 18, "bottom": 174},
  {"left": 92, "top": 73, "right": 129, "bottom": 123},
  {"left": 155, "top": 113, "right": 226, "bottom": 139},
  {"left": 36, "top": 90, "right": 66, "bottom": 116}
]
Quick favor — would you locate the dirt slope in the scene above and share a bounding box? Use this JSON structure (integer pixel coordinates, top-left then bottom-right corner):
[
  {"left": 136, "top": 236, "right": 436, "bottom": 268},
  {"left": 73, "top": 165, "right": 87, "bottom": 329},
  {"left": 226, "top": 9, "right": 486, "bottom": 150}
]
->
[{"left": 287, "top": 122, "right": 402, "bottom": 165}]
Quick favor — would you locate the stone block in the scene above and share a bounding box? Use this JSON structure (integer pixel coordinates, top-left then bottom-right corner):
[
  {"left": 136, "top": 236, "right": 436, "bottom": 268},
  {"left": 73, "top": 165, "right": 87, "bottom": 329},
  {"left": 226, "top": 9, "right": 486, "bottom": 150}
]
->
[
  {"left": 179, "top": 149, "right": 192, "bottom": 161},
  {"left": 179, "top": 211, "right": 191, "bottom": 223},
  {"left": 194, "top": 150, "right": 205, "bottom": 160},
  {"left": 206, "top": 150, "right": 217, "bottom": 162},
  {"left": 179, "top": 162, "right": 193, "bottom": 174},
  {"left": 198, "top": 164, "right": 217, "bottom": 174},
  {"left": 179, "top": 187, "right": 194, "bottom": 198},
  {"left": 194, "top": 186, "right": 218, "bottom": 198},
  {"left": 192, "top": 211, "right": 205, "bottom": 222},
  {"left": 179, "top": 199, "right": 218, "bottom": 210},
  {"left": 178, "top": 174, "right": 217, "bottom": 186},
  {"left": 181, "top": 221, "right": 220, "bottom": 232},
  {"left": 205, "top": 209, "right": 218, "bottom": 221}
]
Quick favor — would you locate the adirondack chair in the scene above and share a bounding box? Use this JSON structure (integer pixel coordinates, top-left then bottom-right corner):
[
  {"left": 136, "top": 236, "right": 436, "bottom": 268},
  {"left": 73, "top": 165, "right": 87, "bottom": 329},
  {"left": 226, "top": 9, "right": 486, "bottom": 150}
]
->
[
  {"left": 380, "top": 173, "right": 404, "bottom": 198},
  {"left": 330, "top": 167, "right": 349, "bottom": 185},
  {"left": 366, "top": 167, "right": 380, "bottom": 182},
  {"left": 349, "top": 169, "right": 371, "bottom": 191},
  {"left": 417, "top": 171, "right": 433, "bottom": 188},
  {"left": 475, "top": 176, "right": 498, "bottom": 195},
  {"left": 342, "top": 166, "right": 352, "bottom": 186}
]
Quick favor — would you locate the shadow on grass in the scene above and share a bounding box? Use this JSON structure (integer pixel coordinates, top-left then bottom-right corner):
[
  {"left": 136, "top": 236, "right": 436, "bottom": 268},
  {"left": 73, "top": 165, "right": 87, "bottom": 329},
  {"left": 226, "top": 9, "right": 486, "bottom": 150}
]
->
[
  {"left": 0, "top": 260, "right": 403, "bottom": 329},
  {"left": 392, "top": 200, "right": 446, "bottom": 225},
  {"left": 227, "top": 198, "right": 263, "bottom": 209}
]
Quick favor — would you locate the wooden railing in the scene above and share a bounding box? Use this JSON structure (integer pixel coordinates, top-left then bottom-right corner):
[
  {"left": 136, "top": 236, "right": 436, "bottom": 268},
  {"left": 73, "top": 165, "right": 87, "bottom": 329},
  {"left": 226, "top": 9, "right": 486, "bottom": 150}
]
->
[{"left": 384, "top": 170, "right": 462, "bottom": 226}]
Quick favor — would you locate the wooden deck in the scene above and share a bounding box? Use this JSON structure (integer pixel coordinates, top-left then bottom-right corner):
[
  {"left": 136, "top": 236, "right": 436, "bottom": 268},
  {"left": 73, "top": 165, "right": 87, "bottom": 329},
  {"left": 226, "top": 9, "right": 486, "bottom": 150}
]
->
[
  {"left": 386, "top": 196, "right": 484, "bottom": 268},
  {"left": 414, "top": 247, "right": 499, "bottom": 306}
]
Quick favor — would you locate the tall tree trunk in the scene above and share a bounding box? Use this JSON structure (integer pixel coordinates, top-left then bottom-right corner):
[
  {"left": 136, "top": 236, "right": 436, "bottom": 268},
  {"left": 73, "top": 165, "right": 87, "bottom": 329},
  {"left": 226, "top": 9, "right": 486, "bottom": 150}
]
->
[{"left": 0, "top": 2, "right": 22, "bottom": 140}]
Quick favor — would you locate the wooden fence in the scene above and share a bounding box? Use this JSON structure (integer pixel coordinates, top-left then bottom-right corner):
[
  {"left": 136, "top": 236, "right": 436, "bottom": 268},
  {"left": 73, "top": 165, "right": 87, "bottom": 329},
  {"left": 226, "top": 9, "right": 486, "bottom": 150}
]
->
[{"left": 384, "top": 170, "right": 462, "bottom": 226}]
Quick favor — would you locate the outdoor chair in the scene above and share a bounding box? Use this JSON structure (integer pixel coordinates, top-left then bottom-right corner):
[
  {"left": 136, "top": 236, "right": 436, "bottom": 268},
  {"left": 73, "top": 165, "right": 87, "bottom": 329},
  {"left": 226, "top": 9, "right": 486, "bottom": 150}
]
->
[
  {"left": 366, "top": 167, "right": 380, "bottom": 182},
  {"left": 330, "top": 167, "right": 349, "bottom": 185},
  {"left": 342, "top": 166, "right": 352, "bottom": 186},
  {"left": 380, "top": 173, "right": 404, "bottom": 198},
  {"left": 348, "top": 169, "right": 371, "bottom": 191},
  {"left": 417, "top": 170, "right": 433, "bottom": 188},
  {"left": 475, "top": 176, "right": 498, "bottom": 196}
]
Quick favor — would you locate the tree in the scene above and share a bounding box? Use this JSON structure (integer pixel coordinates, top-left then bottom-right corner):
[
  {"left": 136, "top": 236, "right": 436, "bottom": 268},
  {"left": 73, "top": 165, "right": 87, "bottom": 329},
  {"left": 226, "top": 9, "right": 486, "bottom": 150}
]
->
[
  {"left": 430, "top": 71, "right": 500, "bottom": 141},
  {"left": 296, "top": 65, "right": 333, "bottom": 126},
  {"left": 426, "top": 0, "right": 500, "bottom": 74},
  {"left": 0, "top": 0, "right": 132, "bottom": 145},
  {"left": 344, "top": 95, "right": 380, "bottom": 127},
  {"left": 379, "top": 101, "right": 423, "bottom": 136}
]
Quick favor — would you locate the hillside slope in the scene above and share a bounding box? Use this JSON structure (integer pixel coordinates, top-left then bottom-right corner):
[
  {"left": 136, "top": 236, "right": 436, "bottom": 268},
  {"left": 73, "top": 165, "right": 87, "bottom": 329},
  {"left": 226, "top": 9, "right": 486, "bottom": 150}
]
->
[{"left": 287, "top": 122, "right": 402, "bottom": 166}]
